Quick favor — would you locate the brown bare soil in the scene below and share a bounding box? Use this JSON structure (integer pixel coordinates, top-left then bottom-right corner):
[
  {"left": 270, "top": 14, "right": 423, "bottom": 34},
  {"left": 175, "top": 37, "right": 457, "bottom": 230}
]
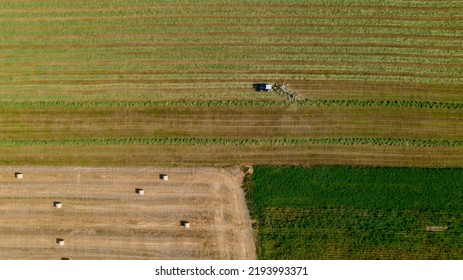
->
[{"left": 0, "top": 166, "right": 256, "bottom": 260}]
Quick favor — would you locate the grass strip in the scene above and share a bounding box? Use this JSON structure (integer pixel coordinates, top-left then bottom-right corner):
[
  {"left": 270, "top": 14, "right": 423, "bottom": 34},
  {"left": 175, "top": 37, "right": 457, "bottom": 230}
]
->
[
  {"left": 0, "top": 137, "right": 461, "bottom": 147},
  {"left": 0, "top": 99, "right": 461, "bottom": 109}
]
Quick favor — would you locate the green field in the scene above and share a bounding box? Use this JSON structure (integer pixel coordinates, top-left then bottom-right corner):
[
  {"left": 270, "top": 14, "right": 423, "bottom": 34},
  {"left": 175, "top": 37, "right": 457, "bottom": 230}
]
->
[{"left": 246, "top": 166, "right": 463, "bottom": 259}]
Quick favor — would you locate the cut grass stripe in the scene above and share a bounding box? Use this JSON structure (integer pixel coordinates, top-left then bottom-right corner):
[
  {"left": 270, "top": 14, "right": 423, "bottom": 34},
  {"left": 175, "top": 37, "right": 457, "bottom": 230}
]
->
[
  {"left": 0, "top": 99, "right": 461, "bottom": 109},
  {"left": 0, "top": 0, "right": 462, "bottom": 9},
  {"left": 0, "top": 138, "right": 461, "bottom": 147}
]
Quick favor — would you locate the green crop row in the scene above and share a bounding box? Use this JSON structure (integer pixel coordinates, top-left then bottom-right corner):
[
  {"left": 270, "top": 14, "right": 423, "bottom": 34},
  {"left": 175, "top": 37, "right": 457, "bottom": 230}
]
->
[
  {"left": 0, "top": 137, "right": 461, "bottom": 147},
  {"left": 0, "top": 99, "right": 461, "bottom": 110}
]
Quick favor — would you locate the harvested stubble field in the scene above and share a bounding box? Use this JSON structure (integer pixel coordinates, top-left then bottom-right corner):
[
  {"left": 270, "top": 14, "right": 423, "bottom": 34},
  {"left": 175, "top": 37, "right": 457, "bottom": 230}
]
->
[
  {"left": 0, "top": 166, "right": 255, "bottom": 260},
  {"left": 0, "top": 0, "right": 462, "bottom": 167}
]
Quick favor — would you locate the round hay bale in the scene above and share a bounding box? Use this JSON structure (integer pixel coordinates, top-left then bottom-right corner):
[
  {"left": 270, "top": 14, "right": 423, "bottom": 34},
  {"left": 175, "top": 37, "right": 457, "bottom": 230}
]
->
[
  {"left": 56, "top": 238, "right": 65, "bottom": 246},
  {"left": 160, "top": 174, "right": 168, "bottom": 181},
  {"left": 54, "top": 201, "right": 62, "bottom": 209},
  {"left": 136, "top": 188, "right": 144, "bottom": 195},
  {"left": 184, "top": 222, "right": 190, "bottom": 229},
  {"left": 15, "top": 172, "right": 23, "bottom": 179}
]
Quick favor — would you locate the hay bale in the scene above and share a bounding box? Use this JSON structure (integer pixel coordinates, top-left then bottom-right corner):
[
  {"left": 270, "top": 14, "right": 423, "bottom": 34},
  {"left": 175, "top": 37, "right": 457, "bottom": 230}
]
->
[
  {"left": 136, "top": 188, "right": 144, "bottom": 195},
  {"left": 160, "top": 174, "right": 168, "bottom": 181},
  {"left": 15, "top": 172, "right": 23, "bottom": 179},
  {"left": 180, "top": 220, "right": 190, "bottom": 228},
  {"left": 56, "top": 238, "right": 65, "bottom": 246},
  {"left": 53, "top": 201, "right": 62, "bottom": 209}
]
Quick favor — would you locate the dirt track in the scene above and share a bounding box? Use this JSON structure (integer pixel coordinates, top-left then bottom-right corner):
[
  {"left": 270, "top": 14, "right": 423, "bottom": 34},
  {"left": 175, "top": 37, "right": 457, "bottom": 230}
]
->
[{"left": 0, "top": 166, "right": 255, "bottom": 260}]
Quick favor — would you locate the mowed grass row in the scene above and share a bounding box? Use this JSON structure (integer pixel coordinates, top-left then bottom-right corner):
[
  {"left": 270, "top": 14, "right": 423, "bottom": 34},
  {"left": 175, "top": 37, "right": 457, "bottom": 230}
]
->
[
  {"left": 246, "top": 166, "right": 463, "bottom": 259},
  {"left": 1, "top": 138, "right": 463, "bottom": 148},
  {"left": 0, "top": 106, "right": 461, "bottom": 141},
  {"left": 0, "top": 4, "right": 461, "bottom": 22},
  {"left": 0, "top": 99, "right": 462, "bottom": 110},
  {"left": 3, "top": 64, "right": 462, "bottom": 81},
  {"left": 4, "top": 46, "right": 462, "bottom": 65},
  {"left": 1, "top": 24, "right": 462, "bottom": 38},
  {"left": 0, "top": 0, "right": 462, "bottom": 103},
  {"left": 0, "top": 90, "right": 276, "bottom": 103},
  {"left": 2, "top": 82, "right": 462, "bottom": 103},
  {"left": 0, "top": 144, "right": 462, "bottom": 168},
  {"left": 0, "top": 104, "right": 461, "bottom": 167},
  {"left": 1, "top": 0, "right": 463, "bottom": 8}
]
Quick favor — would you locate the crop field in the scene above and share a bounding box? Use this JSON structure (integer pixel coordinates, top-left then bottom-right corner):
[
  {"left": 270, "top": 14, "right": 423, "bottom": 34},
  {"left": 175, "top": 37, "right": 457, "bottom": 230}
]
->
[
  {"left": 0, "top": 0, "right": 462, "bottom": 167},
  {"left": 246, "top": 166, "right": 463, "bottom": 259},
  {"left": 0, "top": 166, "right": 255, "bottom": 259}
]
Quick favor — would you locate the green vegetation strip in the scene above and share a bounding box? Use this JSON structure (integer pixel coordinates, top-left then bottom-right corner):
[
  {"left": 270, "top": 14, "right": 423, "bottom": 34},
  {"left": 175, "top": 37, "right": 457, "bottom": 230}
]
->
[
  {"left": 0, "top": 138, "right": 461, "bottom": 147},
  {"left": 246, "top": 166, "right": 463, "bottom": 259},
  {"left": 1, "top": 99, "right": 462, "bottom": 109},
  {"left": 1, "top": 0, "right": 462, "bottom": 9}
]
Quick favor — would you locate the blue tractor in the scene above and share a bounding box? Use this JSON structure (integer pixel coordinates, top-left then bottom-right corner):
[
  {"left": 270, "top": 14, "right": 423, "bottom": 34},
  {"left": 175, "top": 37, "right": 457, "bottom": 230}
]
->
[{"left": 254, "top": 83, "right": 273, "bottom": 91}]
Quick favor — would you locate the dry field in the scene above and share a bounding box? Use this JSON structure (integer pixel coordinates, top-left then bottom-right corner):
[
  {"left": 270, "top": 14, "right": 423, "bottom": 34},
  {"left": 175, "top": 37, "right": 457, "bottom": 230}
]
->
[{"left": 0, "top": 166, "right": 255, "bottom": 260}]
